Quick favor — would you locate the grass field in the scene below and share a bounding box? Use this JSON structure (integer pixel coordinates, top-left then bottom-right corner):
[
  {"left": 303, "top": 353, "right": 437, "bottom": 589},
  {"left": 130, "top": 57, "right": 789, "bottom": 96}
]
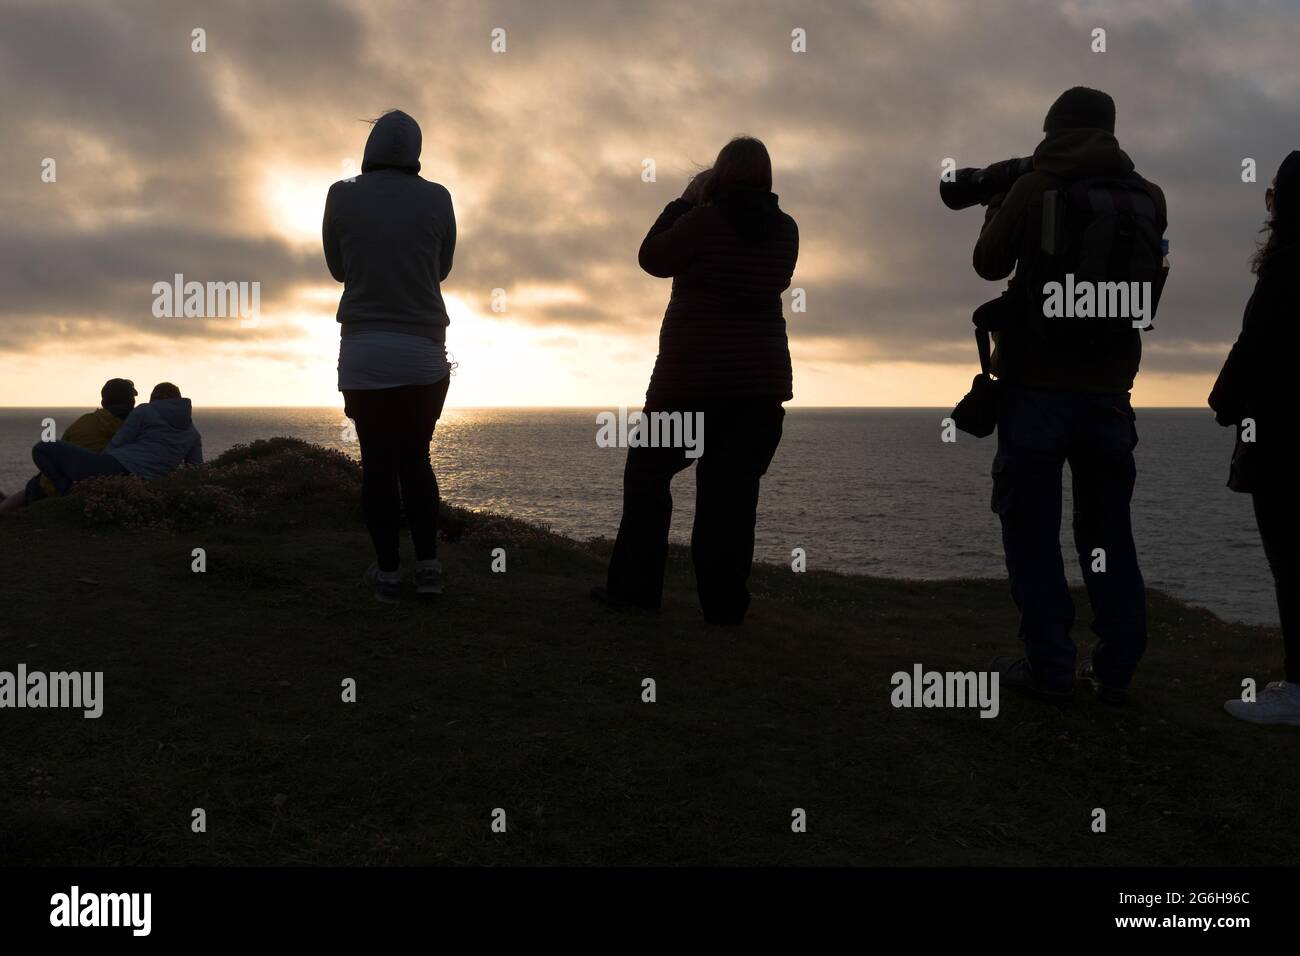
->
[{"left": 1, "top": 439, "right": 1295, "bottom": 866}]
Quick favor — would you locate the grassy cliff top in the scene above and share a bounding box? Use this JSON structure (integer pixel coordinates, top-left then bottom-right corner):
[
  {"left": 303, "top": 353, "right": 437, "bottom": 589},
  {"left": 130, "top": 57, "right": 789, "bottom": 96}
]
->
[{"left": 0, "top": 438, "right": 1294, "bottom": 866}]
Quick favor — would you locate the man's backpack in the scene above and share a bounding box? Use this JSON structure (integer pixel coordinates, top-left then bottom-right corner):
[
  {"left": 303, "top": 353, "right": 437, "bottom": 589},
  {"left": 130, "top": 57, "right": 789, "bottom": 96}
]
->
[{"left": 1023, "top": 173, "right": 1167, "bottom": 340}]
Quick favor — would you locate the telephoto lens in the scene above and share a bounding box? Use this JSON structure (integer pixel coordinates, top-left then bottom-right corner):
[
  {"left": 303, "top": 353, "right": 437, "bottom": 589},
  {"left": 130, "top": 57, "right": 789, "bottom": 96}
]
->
[{"left": 940, "top": 157, "right": 1034, "bottom": 210}]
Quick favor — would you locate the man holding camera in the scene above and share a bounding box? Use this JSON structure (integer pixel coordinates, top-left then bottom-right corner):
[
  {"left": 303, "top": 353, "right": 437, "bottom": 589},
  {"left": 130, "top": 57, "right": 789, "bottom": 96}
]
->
[{"left": 971, "top": 87, "right": 1167, "bottom": 703}]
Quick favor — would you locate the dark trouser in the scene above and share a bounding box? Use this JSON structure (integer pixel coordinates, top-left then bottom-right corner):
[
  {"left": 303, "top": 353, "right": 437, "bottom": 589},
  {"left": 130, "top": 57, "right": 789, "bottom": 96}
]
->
[
  {"left": 991, "top": 386, "right": 1146, "bottom": 690},
  {"left": 1252, "top": 490, "right": 1300, "bottom": 682},
  {"left": 31, "top": 440, "right": 128, "bottom": 494},
  {"left": 24, "top": 473, "right": 47, "bottom": 503},
  {"left": 342, "top": 378, "right": 450, "bottom": 573},
  {"left": 606, "top": 403, "right": 784, "bottom": 624}
]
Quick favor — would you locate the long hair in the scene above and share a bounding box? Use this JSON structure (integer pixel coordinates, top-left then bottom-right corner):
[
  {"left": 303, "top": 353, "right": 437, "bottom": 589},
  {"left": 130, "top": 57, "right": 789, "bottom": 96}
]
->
[
  {"left": 1252, "top": 152, "right": 1300, "bottom": 274},
  {"left": 1250, "top": 209, "right": 1290, "bottom": 274},
  {"left": 701, "top": 136, "right": 772, "bottom": 203}
]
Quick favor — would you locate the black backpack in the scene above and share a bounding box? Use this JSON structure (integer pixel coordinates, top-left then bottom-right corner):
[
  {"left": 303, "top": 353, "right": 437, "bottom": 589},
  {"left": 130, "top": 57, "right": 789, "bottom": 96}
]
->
[{"left": 1021, "top": 173, "right": 1167, "bottom": 339}]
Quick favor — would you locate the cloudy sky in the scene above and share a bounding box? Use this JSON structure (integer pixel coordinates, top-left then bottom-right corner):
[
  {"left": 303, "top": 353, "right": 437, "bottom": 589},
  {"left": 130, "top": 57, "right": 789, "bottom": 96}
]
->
[{"left": 2, "top": 0, "right": 1297, "bottom": 407}]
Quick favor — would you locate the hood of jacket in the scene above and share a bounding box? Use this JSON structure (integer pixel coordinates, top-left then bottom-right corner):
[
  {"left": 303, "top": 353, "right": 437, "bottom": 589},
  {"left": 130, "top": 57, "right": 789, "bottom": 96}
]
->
[
  {"left": 712, "top": 185, "right": 784, "bottom": 242},
  {"left": 149, "top": 396, "right": 194, "bottom": 430},
  {"left": 362, "top": 110, "right": 422, "bottom": 174},
  {"left": 1032, "top": 128, "right": 1134, "bottom": 180}
]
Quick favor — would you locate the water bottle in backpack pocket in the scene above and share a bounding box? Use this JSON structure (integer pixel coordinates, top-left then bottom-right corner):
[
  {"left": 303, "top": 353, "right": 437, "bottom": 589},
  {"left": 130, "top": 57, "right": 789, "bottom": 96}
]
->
[{"left": 1031, "top": 174, "right": 1167, "bottom": 343}]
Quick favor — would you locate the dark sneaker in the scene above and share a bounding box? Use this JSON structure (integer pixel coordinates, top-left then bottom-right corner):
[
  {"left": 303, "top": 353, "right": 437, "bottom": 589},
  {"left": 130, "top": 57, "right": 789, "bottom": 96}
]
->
[
  {"left": 589, "top": 586, "right": 659, "bottom": 616},
  {"left": 990, "top": 656, "right": 1073, "bottom": 701},
  {"left": 363, "top": 562, "right": 401, "bottom": 604},
  {"left": 1079, "top": 656, "right": 1128, "bottom": 705},
  {"left": 414, "top": 559, "right": 444, "bottom": 597}
]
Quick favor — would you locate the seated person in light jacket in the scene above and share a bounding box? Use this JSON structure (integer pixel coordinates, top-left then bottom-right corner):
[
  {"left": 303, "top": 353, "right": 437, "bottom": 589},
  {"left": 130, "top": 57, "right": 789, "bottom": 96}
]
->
[{"left": 31, "top": 382, "right": 203, "bottom": 495}]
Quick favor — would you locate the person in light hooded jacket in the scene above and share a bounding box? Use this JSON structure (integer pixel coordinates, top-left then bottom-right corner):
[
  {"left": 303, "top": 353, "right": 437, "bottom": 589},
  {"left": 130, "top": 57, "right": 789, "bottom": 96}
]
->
[
  {"left": 322, "top": 108, "right": 457, "bottom": 603},
  {"left": 31, "top": 382, "right": 202, "bottom": 494}
]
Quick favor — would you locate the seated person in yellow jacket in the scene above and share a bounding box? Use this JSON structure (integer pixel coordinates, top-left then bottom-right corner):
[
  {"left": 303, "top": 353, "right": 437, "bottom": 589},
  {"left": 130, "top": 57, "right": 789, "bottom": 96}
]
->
[{"left": 0, "top": 378, "right": 137, "bottom": 515}]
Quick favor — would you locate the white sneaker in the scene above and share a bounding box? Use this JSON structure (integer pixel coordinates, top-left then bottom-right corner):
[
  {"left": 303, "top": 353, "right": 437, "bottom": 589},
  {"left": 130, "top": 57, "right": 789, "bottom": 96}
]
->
[
  {"left": 363, "top": 562, "right": 401, "bottom": 604},
  {"left": 414, "top": 558, "right": 444, "bottom": 597},
  {"left": 1224, "top": 681, "right": 1300, "bottom": 726}
]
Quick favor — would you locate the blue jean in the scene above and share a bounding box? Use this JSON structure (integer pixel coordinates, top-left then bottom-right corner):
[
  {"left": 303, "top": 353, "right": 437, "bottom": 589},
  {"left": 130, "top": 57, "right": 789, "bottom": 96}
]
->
[
  {"left": 31, "top": 440, "right": 128, "bottom": 495},
  {"left": 24, "top": 473, "right": 46, "bottom": 503},
  {"left": 991, "top": 386, "right": 1147, "bottom": 690}
]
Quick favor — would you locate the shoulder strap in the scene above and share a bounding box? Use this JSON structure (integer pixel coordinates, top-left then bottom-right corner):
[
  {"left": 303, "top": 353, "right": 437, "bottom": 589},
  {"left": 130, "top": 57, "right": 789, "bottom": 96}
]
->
[{"left": 976, "top": 327, "right": 992, "bottom": 376}]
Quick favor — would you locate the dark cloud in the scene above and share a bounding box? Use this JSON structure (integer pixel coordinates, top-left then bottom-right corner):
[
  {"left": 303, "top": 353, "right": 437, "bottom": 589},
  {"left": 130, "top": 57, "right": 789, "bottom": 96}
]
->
[
  {"left": 2, "top": 0, "right": 1299, "bottom": 384},
  {"left": 0, "top": 226, "right": 323, "bottom": 349}
]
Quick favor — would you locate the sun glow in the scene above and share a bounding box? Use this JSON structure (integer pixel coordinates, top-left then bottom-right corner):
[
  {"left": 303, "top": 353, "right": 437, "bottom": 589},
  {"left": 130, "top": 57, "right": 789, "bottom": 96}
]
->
[{"left": 261, "top": 169, "right": 336, "bottom": 247}]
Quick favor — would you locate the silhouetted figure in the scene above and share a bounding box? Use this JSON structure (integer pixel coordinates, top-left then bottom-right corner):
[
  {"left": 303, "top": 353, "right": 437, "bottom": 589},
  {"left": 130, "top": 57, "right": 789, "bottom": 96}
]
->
[
  {"left": 31, "top": 382, "right": 201, "bottom": 493},
  {"left": 973, "top": 88, "right": 1167, "bottom": 700},
  {"left": 595, "top": 136, "right": 799, "bottom": 625},
  {"left": 323, "top": 109, "right": 456, "bottom": 603},
  {"left": 1211, "top": 150, "right": 1300, "bottom": 726},
  {"left": 1, "top": 378, "right": 136, "bottom": 514}
]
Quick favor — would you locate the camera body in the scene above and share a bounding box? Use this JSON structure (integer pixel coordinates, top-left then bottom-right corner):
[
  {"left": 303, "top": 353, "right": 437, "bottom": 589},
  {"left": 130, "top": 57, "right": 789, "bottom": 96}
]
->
[{"left": 940, "top": 157, "right": 1035, "bottom": 210}]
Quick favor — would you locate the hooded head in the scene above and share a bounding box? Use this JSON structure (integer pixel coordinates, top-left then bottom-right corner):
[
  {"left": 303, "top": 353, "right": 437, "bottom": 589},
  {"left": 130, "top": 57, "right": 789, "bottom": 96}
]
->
[
  {"left": 1034, "top": 87, "right": 1130, "bottom": 179},
  {"left": 1043, "top": 87, "right": 1116, "bottom": 133},
  {"left": 361, "top": 109, "right": 422, "bottom": 174},
  {"left": 145, "top": 383, "right": 194, "bottom": 428}
]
